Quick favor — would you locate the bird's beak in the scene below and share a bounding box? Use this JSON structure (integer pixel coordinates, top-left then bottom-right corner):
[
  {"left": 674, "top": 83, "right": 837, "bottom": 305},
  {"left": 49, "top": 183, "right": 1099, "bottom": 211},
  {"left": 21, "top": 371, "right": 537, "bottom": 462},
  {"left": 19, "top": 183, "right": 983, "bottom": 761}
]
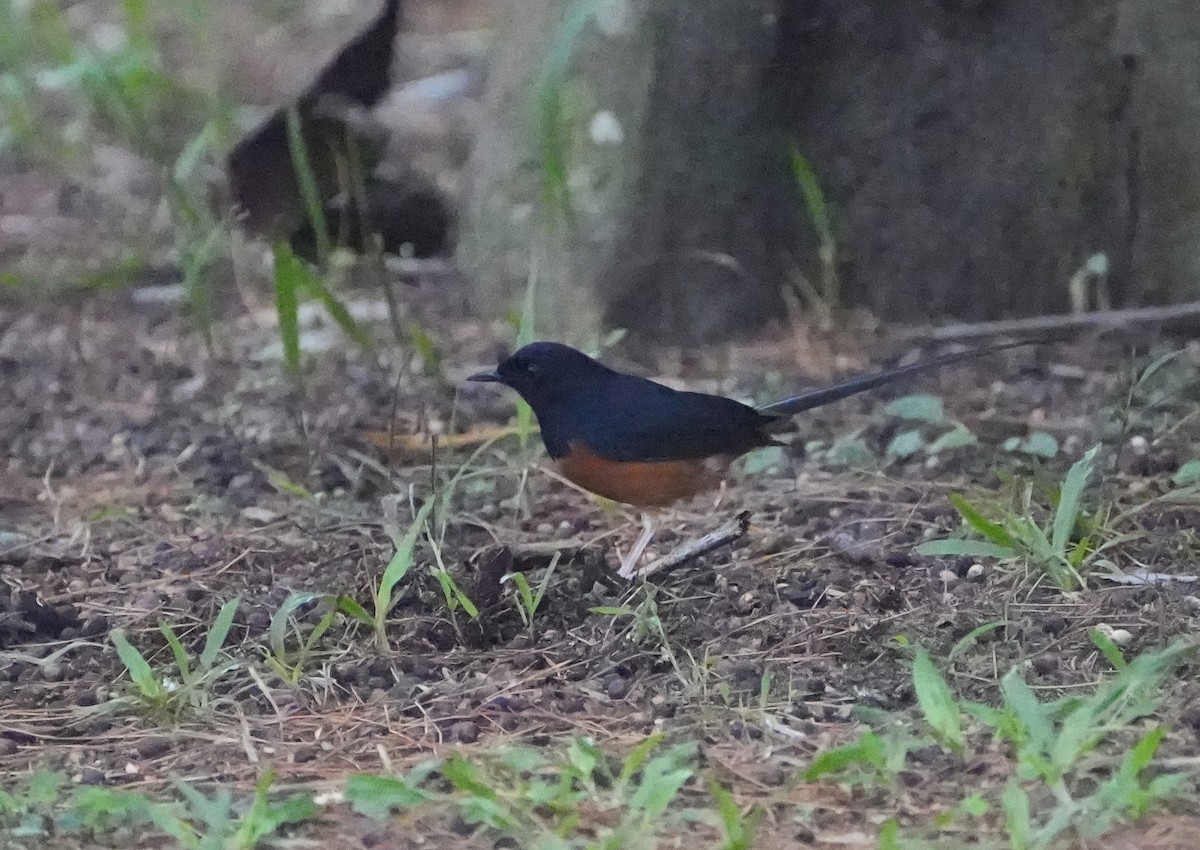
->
[{"left": 467, "top": 369, "right": 502, "bottom": 384}]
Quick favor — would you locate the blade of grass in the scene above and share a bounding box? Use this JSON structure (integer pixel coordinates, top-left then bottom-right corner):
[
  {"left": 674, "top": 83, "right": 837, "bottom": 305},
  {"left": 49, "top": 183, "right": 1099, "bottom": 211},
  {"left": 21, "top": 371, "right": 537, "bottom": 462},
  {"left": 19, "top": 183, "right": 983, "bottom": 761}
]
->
[
  {"left": 199, "top": 596, "right": 240, "bottom": 672},
  {"left": 285, "top": 105, "right": 329, "bottom": 264},
  {"left": 110, "top": 629, "right": 161, "bottom": 697},
  {"left": 912, "top": 648, "right": 965, "bottom": 753},
  {"left": 947, "top": 493, "right": 1018, "bottom": 548},
  {"left": 375, "top": 498, "right": 435, "bottom": 641},
  {"left": 1052, "top": 445, "right": 1098, "bottom": 554},
  {"left": 273, "top": 243, "right": 303, "bottom": 376}
]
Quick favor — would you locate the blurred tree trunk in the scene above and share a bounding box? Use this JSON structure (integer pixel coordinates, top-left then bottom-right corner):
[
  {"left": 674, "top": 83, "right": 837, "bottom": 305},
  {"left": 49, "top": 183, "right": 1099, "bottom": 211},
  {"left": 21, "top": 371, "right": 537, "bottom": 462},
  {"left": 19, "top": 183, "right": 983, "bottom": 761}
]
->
[
  {"left": 464, "top": 0, "right": 1200, "bottom": 343},
  {"left": 599, "top": 0, "right": 785, "bottom": 342}
]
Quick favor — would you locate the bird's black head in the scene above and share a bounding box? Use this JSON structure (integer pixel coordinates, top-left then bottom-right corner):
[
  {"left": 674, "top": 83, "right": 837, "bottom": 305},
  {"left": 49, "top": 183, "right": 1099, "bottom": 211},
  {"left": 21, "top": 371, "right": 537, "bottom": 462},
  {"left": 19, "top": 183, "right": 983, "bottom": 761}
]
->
[{"left": 467, "top": 342, "right": 612, "bottom": 406}]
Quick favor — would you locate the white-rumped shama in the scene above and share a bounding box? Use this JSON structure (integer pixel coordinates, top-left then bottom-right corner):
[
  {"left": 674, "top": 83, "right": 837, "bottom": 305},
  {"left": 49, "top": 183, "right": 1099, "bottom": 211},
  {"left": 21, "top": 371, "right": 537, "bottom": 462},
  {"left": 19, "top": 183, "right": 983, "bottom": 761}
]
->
[{"left": 469, "top": 340, "right": 1031, "bottom": 577}]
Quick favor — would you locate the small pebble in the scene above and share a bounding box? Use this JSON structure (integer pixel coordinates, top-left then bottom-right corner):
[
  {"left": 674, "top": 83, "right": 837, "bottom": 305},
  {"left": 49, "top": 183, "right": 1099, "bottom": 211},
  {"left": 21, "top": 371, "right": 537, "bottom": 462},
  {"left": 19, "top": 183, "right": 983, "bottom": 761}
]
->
[
  {"left": 78, "top": 768, "right": 106, "bottom": 786},
  {"left": 736, "top": 591, "right": 761, "bottom": 614},
  {"left": 938, "top": 569, "right": 959, "bottom": 585},
  {"left": 1108, "top": 629, "right": 1134, "bottom": 647},
  {"left": 451, "top": 721, "right": 480, "bottom": 744},
  {"left": 360, "top": 830, "right": 387, "bottom": 848},
  {"left": 136, "top": 736, "right": 171, "bottom": 759},
  {"left": 1031, "top": 656, "right": 1058, "bottom": 676},
  {"left": 80, "top": 615, "right": 109, "bottom": 637},
  {"left": 1095, "top": 622, "right": 1133, "bottom": 646},
  {"left": 605, "top": 675, "right": 631, "bottom": 701},
  {"left": 0, "top": 738, "right": 17, "bottom": 756},
  {"left": 966, "top": 563, "right": 986, "bottom": 582}
]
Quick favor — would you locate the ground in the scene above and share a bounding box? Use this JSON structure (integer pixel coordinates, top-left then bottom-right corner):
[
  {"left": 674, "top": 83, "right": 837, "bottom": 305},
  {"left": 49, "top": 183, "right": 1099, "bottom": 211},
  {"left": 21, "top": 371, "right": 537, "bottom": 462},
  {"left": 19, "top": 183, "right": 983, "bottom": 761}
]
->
[
  {"left": 2, "top": 291, "right": 1200, "bottom": 849},
  {"left": 2, "top": 2, "right": 1200, "bottom": 846}
]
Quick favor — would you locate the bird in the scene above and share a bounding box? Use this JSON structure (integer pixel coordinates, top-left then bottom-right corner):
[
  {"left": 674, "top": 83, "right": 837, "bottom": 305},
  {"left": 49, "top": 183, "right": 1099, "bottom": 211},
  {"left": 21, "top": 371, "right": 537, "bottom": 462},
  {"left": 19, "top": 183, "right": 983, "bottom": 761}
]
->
[{"left": 469, "top": 339, "right": 1033, "bottom": 578}]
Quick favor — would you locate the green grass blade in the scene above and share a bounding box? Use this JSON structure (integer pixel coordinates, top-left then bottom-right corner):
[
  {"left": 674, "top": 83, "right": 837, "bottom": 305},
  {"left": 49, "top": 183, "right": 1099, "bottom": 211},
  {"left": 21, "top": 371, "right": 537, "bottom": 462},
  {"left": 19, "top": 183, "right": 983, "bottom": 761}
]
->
[
  {"left": 999, "top": 667, "right": 1053, "bottom": 755},
  {"left": 299, "top": 269, "right": 375, "bottom": 353},
  {"left": 159, "top": 621, "right": 192, "bottom": 681},
  {"left": 269, "top": 593, "right": 322, "bottom": 662},
  {"left": 912, "top": 648, "right": 965, "bottom": 752},
  {"left": 617, "top": 734, "right": 664, "bottom": 789},
  {"left": 199, "top": 596, "right": 240, "bottom": 672},
  {"left": 947, "top": 493, "right": 1018, "bottom": 548},
  {"left": 788, "top": 142, "right": 833, "bottom": 247},
  {"left": 915, "top": 539, "right": 1018, "bottom": 559},
  {"left": 1090, "top": 628, "right": 1128, "bottom": 671},
  {"left": 272, "top": 243, "right": 303, "bottom": 375},
  {"left": 335, "top": 595, "right": 374, "bottom": 627},
  {"left": 377, "top": 498, "right": 435, "bottom": 622},
  {"left": 1052, "top": 445, "right": 1098, "bottom": 555},
  {"left": 110, "top": 629, "right": 161, "bottom": 697},
  {"left": 284, "top": 105, "right": 329, "bottom": 264},
  {"left": 533, "top": 0, "right": 594, "bottom": 223},
  {"left": 1001, "top": 780, "right": 1031, "bottom": 850},
  {"left": 509, "top": 572, "right": 535, "bottom": 619},
  {"left": 803, "top": 731, "right": 886, "bottom": 781},
  {"left": 948, "top": 622, "right": 1005, "bottom": 662}
]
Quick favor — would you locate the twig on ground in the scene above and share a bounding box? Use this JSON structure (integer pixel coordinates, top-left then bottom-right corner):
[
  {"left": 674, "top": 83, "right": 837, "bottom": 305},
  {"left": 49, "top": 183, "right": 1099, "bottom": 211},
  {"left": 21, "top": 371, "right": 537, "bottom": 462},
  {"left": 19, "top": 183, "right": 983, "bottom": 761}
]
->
[{"left": 632, "top": 511, "right": 752, "bottom": 580}]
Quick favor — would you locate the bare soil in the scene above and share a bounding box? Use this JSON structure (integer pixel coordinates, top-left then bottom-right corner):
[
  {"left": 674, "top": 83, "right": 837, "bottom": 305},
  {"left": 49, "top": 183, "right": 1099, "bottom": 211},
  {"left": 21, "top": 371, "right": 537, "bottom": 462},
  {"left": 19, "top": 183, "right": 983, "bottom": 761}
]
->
[{"left": 2, "top": 293, "right": 1200, "bottom": 848}]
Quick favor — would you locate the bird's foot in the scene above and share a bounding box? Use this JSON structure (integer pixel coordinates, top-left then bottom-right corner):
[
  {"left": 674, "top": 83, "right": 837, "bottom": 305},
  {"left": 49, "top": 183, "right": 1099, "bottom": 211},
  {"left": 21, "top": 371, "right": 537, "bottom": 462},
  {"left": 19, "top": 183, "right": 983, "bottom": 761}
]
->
[{"left": 616, "top": 514, "right": 657, "bottom": 580}]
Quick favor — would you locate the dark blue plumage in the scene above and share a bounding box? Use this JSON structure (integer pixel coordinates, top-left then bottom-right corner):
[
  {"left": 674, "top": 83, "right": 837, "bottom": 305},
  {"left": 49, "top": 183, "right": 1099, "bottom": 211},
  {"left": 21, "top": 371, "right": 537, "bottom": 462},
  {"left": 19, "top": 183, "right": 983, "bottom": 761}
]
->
[{"left": 469, "top": 339, "right": 1032, "bottom": 466}]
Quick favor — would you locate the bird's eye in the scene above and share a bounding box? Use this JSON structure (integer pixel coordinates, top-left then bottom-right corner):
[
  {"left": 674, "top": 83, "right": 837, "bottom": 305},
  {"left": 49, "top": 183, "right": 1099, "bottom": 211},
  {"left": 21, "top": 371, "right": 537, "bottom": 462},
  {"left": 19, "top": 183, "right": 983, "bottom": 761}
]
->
[{"left": 525, "top": 362, "right": 541, "bottom": 374}]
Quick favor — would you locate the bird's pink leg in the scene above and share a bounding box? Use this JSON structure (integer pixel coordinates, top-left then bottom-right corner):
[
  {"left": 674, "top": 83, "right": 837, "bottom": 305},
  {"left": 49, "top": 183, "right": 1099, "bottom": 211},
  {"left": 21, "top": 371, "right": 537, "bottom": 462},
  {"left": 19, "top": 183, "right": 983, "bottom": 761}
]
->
[{"left": 617, "top": 513, "right": 657, "bottom": 579}]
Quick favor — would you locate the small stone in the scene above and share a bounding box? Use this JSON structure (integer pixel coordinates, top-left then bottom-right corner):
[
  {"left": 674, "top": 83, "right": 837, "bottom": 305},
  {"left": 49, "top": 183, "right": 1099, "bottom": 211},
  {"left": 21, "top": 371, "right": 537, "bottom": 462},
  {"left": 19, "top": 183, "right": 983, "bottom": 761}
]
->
[
  {"left": 451, "top": 721, "right": 480, "bottom": 744},
  {"left": 240, "top": 506, "right": 278, "bottom": 524},
  {"left": 78, "top": 768, "right": 106, "bottom": 786},
  {"left": 938, "top": 569, "right": 959, "bottom": 585},
  {"left": 1041, "top": 616, "right": 1069, "bottom": 636},
  {"left": 448, "top": 813, "right": 475, "bottom": 836},
  {"left": 293, "top": 747, "right": 318, "bottom": 763},
  {"left": 136, "top": 736, "right": 171, "bottom": 758},
  {"left": 83, "top": 719, "right": 112, "bottom": 736},
  {"left": 40, "top": 663, "right": 64, "bottom": 682},
  {"left": 966, "top": 563, "right": 986, "bottom": 582},
  {"left": 0, "top": 738, "right": 17, "bottom": 756},
  {"left": 736, "top": 591, "right": 762, "bottom": 614},
  {"left": 80, "top": 615, "right": 109, "bottom": 637},
  {"left": 605, "top": 675, "right": 630, "bottom": 701},
  {"left": 1095, "top": 622, "right": 1133, "bottom": 646},
  {"left": 1031, "top": 656, "right": 1058, "bottom": 676},
  {"left": 1108, "top": 629, "right": 1134, "bottom": 647},
  {"left": 558, "top": 696, "right": 584, "bottom": 713}
]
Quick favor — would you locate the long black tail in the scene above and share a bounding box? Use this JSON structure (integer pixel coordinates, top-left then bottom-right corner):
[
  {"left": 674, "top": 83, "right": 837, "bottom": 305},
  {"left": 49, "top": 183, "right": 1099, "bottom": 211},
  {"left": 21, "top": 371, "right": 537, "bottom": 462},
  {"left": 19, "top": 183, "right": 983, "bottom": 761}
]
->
[{"left": 757, "top": 339, "right": 1039, "bottom": 416}]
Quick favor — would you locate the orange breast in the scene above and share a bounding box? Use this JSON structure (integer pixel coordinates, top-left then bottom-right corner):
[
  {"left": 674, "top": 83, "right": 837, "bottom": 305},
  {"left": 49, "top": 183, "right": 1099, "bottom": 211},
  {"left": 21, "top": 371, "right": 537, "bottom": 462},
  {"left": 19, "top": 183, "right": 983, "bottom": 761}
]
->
[{"left": 555, "top": 442, "right": 728, "bottom": 508}]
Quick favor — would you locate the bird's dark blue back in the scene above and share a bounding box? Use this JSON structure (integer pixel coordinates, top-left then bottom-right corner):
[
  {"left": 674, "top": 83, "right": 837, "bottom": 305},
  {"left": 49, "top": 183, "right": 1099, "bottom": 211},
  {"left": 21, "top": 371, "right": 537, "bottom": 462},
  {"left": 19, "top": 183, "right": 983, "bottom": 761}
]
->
[{"left": 534, "top": 371, "right": 773, "bottom": 462}]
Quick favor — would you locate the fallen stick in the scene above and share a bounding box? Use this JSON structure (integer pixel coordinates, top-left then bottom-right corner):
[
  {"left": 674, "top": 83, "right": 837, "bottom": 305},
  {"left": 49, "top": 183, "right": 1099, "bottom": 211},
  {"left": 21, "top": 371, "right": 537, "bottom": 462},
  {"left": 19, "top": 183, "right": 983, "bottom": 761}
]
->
[
  {"left": 895, "top": 299, "right": 1200, "bottom": 343},
  {"left": 632, "top": 511, "right": 752, "bottom": 580}
]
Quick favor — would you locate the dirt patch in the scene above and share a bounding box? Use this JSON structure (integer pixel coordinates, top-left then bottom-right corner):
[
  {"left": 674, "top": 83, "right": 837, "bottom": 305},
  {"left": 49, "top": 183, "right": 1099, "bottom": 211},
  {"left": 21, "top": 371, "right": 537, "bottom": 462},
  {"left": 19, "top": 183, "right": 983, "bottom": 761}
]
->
[{"left": 2, "top": 298, "right": 1200, "bottom": 847}]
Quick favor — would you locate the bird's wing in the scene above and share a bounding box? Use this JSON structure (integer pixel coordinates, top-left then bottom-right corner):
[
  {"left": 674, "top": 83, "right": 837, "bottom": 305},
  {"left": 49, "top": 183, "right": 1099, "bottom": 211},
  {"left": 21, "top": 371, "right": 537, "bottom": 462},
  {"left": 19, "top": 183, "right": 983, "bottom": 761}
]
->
[{"left": 579, "top": 378, "right": 771, "bottom": 462}]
